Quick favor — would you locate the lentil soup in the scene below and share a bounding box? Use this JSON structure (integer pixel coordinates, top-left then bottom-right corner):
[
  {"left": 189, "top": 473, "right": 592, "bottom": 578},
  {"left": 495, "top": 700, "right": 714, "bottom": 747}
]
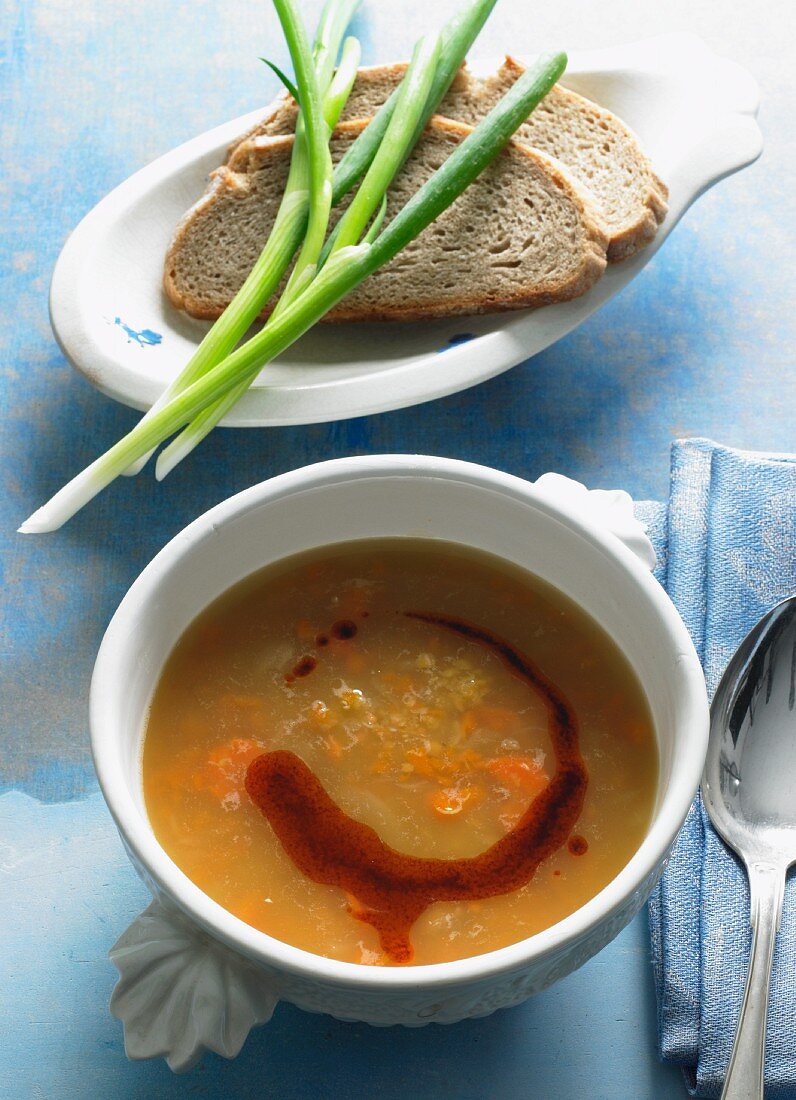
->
[{"left": 142, "top": 539, "right": 657, "bottom": 965}]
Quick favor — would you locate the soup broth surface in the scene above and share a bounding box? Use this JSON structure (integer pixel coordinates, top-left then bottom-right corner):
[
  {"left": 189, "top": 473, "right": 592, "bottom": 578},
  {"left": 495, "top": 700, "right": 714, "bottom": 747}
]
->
[{"left": 143, "top": 540, "right": 657, "bottom": 965}]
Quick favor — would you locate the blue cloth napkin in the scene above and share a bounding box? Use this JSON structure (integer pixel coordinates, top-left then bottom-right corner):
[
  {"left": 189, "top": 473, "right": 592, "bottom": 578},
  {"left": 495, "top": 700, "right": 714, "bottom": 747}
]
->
[{"left": 637, "top": 439, "right": 796, "bottom": 1098}]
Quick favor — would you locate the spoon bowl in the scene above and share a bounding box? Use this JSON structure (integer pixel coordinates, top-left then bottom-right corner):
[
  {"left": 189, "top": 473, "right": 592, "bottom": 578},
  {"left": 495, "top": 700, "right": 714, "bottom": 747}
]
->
[{"left": 702, "top": 595, "right": 796, "bottom": 1100}]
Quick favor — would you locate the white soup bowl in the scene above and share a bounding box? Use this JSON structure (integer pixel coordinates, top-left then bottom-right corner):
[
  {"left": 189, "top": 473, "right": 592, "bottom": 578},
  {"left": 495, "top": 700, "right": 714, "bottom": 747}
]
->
[{"left": 90, "top": 455, "right": 708, "bottom": 1071}]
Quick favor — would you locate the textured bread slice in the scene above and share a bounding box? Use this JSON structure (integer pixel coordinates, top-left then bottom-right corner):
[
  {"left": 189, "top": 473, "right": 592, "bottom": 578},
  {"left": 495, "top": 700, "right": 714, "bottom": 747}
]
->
[
  {"left": 165, "top": 117, "right": 608, "bottom": 323},
  {"left": 232, "top": 58, "right": 667, "bottom": 261},
  {"left": 453, "top": 58, "right": 668, "bottom": 261}
]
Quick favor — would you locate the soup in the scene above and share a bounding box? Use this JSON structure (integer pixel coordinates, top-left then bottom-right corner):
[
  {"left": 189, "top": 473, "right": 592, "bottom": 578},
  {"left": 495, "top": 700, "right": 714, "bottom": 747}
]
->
[{"left": 143, "top": 540, "right": 657, "bottom": 966}]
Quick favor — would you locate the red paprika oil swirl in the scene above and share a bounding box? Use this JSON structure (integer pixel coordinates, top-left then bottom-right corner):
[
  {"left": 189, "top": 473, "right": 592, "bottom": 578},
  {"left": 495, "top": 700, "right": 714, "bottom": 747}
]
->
[{"left": 245, "top": 612, "right": 588, "bottom": 965}]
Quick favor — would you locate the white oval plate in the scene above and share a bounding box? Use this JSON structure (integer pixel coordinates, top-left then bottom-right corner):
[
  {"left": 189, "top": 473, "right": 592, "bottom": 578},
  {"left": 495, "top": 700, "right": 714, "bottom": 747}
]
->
[{"left": 49, "top": 33, "right": 761, "bottom": 427}]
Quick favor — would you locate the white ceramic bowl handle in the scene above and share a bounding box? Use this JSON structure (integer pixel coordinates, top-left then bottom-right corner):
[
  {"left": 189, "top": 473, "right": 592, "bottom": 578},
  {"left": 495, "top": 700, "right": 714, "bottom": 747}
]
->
[
  {"left": 532, "top": 473, "right": 656, "bottom": 571},
  {"left": 109, "top": 898, "right": 280, "bottom": 1071}
]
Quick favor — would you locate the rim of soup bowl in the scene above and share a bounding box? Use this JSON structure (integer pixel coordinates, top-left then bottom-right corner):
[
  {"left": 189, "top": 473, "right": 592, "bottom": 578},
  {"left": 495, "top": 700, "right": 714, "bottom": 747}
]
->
[{"left": 91, "top": 454, "right": 708, "bottom": 992}]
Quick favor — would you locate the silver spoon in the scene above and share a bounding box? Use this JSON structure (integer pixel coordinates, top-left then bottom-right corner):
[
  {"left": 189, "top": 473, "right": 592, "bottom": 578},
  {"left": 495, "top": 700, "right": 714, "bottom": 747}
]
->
[{"left": 702, "top": 595, "right": 796, "bottom": 1100}]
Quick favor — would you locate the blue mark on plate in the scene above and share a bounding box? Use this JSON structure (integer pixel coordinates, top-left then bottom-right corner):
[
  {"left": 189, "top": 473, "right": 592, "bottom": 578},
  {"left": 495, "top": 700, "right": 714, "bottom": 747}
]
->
[
  {"left": 112, "top": 317, "right": 162, "bottom": 347},
  {"left": 437, "top": 333, "right": 476, "bottom": 352}
]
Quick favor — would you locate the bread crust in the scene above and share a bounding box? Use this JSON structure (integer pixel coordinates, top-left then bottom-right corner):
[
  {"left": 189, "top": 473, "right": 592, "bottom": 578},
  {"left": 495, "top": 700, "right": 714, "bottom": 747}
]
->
[
  {"left": 602, "top": 168, "right": 668, "bottom": 262},
  {"left": 163, "top": 117, "right": 609, "bottom": 324},
  {"left": 497, "top": 56, "right": 667, "bottom": 262},
  {"left": 163, "top": 132, "right": 297, "bottom": 320}
]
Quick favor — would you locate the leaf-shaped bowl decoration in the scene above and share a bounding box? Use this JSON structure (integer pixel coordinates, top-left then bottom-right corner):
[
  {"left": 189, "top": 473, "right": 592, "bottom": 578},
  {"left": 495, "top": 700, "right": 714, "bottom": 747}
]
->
[
  {"left": 532, "top": 473, "right": 657, "bottom": 571},
  {"left": 109, "top": 898, "right": 280, "bottom": 1071}
]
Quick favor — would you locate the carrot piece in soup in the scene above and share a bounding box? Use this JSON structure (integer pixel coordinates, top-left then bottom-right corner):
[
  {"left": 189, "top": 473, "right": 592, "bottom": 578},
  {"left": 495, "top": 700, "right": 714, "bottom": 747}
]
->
[
  {"left": 406, "top": 747, "right": 440, "bottom": 779},
  {"left": 326, "top": 735, "right": 343, "bottom": 761},
  {"left": 427, "top": 785, "right": 480, "bottom": 817},
  {"left": 481, "top": 755, "right": 548, "bottom": 795},
  {"left": 198, "top": 738, "right": 265, "bottom": 799}
]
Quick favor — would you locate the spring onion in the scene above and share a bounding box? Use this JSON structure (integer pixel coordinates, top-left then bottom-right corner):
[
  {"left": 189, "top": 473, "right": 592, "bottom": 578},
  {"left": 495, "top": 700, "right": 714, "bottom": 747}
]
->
[
  {"left": 126, "top": 0, "right": 497, "bottom": 477},
  {"left": 122, "top": 0, "right": 361, "bottom": 476},
  {"left": 146, "top": 37, "right": 363, "bottom": 481},
  {"left": 156, "top": 31, "right": 441, "bottom": 478},
  {"left": 19, "top": 48, "right": 566, "bottom": 534},
  {"left": 330, "top": 0, "right": 498, "bottom": 202}
]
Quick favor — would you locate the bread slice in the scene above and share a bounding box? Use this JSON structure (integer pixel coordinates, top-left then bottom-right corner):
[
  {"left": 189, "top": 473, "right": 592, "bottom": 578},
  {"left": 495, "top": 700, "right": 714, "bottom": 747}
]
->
[
  {"left": 456, "top": 59, "right": 668, "bottom": 261},
  {"left": 165, "top": 117, "right": 608, "bottom": 323},
  {"left": 232, "top": 58, "right": 668, "bottom": 261}
]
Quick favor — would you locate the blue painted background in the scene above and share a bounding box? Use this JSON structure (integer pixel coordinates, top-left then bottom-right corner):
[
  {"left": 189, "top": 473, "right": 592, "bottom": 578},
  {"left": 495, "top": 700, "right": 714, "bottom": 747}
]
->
[{"left": 1, "top": 0, "right": 793, "bottom": 1095}]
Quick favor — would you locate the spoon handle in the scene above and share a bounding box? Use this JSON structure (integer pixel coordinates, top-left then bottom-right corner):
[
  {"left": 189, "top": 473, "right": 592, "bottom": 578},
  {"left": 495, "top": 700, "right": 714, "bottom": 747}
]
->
[{"left": 721, "top": 861, "right": 786, "bottom": 1100}]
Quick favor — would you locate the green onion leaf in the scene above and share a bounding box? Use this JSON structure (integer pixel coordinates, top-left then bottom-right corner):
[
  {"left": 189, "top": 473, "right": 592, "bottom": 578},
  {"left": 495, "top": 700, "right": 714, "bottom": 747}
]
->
[
  {"left": 19, "top": 50, "right": 566, "bottom": 533},
  {"left": 159, "top": 32, "right": 440, "bottom": 475},
  {"left": 328, "top": 33, "right": 440, "bottom": 254},
  {"left": 121, "top": 0, "right": 360, "bottom": 476},
  {"left": 331, "top": 0, "right": 497, "bottom": 202},
  {"left": 260, "top": 57, "right": 300, "bottom": 103},
  {"left": 129, "top": 0, "right": 495, "bottom": 478},
  {"left": 323, "top": 36, "right": 361, "bottom": 127},
  {"left": 362, "top": 193, "right": 388, "bottom": 245},
  {"left": 272, "top": 0, "right": 333, "bottom": 300}
]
